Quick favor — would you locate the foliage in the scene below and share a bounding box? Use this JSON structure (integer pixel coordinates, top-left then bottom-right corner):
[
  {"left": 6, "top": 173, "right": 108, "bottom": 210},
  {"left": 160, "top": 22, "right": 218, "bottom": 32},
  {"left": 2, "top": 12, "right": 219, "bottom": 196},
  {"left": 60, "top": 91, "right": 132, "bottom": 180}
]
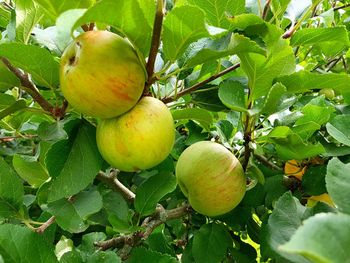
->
[{"left": 1, "top": 0, "right": 350, "bottom": 262}]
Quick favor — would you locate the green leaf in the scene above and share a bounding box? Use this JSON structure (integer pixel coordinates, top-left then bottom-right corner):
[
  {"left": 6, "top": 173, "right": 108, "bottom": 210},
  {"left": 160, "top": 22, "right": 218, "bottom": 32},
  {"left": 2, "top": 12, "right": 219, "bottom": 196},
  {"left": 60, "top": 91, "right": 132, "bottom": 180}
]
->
[
  {"left": 73, "top": 0, "right": 153, "bottom": 57},
  {"left": 47, "top": 189, "right": 102, "bottom": 233},
  {"left": 0, "top": 61, "right": 20, "bottom": 92},
  {"left": 0, "top": 158, "right": 24, "bottom": 218},
  {"left": 46, "top": 122, "right": 103, "bottom": 202},
  {"left": 128, "top": 247, "right": 178, "bottom": 263},
  {"left": 33, "top": 0, "right": 94, "bottom": 21},
  {"left": 280, "top": 213, "right": 350, "bottom": 263},
  {"left": 148, "top": 225, "right": 175, "bottom": 255},
  {"left": 73, "top": 188, "right": 103, "bottom": 219},
  {"left": 271, "top": 0, "right": 292, "bottom": 21},
  {"left": 135, "top": 172, "right": 177, "bottom": 216},
  {"left": 0, "top": 94, "right": 15, "bottom": 110},
  {"left": 326, "top": 158, "right": 350, "bottom": 214},
  {"left": 0, "top": 224, "right": 58, "bottom": 263},
  {"left": 0, "top": 99, "right": 26, "bottom": 120},
  {"left": 236, "top": 21, "right": 295, "bottom": 100},
  {"left": 291, "top": 26, "right": 349, "bottom": 46},
  {"left": 276, "top": 71, "right": 350, "bottom": 94},
  {"left": 0, "top": 43, "right": 59, "bottom": 89},
  {"left": 184, "top": 33, "right": 265, "bottom": 67},
  {"left": 181, "top": 0, "right": 245, "bottom": 29},
  {"left": 261, "top": 192, "right": 309, "bottom": 263},
  {"left": 302, "top": 165, "right": 327, "bottom": 196},
  {"left": 260, "top": 82, "right": 288, "bottom": 116},
  {"left": 218, "top": 80, "right": 247, "bottom": 112},
  {"left": 171, "top": 108, "right": 213, "bottom": 130},
  {"left": 267, "top": 127, "right": 325, "bottom": 160},
  {"left": 12, "top": 154, "right": 49, "bottom": 188},
  {"left": 15, "top": 0, "right": 44, "bottom": 43},
  {"left": 290, "top": 26, "right": 349, "bottom": 56},
  {"left": 326, "top": 115, "right": 350, "bottom": 146},
  {"left": 87, "top": 251, "right": 121, "bottom": 263},
  {"left": 56, "top": 9, "right": 87, "bottom": 52},
  {"left": 192, "top": 223, "right": 232, "bottom": 263},
  {"left": 37, "top": 121, "right": 68, "bottom": 141},
  {"left": 163, "top": 6, "right": 209, "bottom": 62},
  {"left": 103, "top": 191, "right": 130, "bottom": 230},
  {"left": 60, "top": 250, "right": 83, "bottom": 263},
  {"left": 80, "top": 232, "right": 106, "bottom": 254},
  {"left": 228, "top": 13, "right": 265, "bottom": 30},
  {"left": 47, "top": 198, "right": 87, "bottom": 233}
]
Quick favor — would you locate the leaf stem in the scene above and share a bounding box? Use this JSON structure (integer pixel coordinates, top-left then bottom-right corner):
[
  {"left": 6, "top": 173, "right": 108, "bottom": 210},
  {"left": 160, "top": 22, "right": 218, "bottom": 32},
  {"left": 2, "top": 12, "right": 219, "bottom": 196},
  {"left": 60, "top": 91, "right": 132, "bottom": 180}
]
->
[{"left": 162, "top": 63, "right": 241, "bottom": 103}]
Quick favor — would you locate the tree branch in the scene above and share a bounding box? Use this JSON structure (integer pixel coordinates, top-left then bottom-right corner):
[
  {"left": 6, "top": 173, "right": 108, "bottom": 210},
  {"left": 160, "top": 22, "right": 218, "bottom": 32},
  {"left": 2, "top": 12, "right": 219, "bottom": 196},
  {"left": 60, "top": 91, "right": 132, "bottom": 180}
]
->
[
  {"left": 334, "top": 3, "right": 350, "bottom": 11},
  {"left": 262, "top": 0, "right": 271, "bottom": 20},
  {"left": 254, "top": 154, "right": 282, "bottom": 171},
  {"left": 144, "top": 0, "right": 165, "bottom": 95},
  {"left": 242, "top": 114, "right": 252, "bottom": 172},
  {"left": 162, "top": 63, "right": 241, "bottom": 103},
  {"left": 94, "top": 204, "right": 191, "bottom": 258},
  {"left": 0, "top": 57, "right": 66, "bottom": 119},
  {"left": 35, "top": 216, "right": 55, "bottom": 234},
  {"left": 96, "top": 170, "right": 135, "bottom": 202}
]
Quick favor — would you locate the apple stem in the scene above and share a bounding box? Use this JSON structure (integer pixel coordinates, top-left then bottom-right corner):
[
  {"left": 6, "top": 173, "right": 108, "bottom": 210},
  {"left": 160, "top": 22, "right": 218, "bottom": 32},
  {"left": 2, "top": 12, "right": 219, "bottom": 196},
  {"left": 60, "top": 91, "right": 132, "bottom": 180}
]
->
[
  {"left": 162, "top": 63, "right": 241, "bottom": 103},
  {"left": 144, "top": 0, "right": 165, "bottom": 95}
]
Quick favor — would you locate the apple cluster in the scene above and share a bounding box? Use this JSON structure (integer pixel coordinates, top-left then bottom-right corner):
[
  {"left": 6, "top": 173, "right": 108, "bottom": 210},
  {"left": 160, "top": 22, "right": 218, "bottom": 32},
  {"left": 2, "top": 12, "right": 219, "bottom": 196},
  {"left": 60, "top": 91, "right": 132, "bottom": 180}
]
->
[
  {"left": 59, "top": 30, "right": 175, "bottom": 172},
  {"left": 59, "top": 30, "right": 246, "bottom": 217}
]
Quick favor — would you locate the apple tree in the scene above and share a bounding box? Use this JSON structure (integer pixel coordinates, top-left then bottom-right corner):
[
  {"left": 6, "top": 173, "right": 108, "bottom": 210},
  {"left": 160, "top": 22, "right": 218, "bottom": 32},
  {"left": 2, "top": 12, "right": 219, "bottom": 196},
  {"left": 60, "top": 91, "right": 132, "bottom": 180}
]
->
[{"left": 0, "top": 0, "right": 350, "bottom": 262}]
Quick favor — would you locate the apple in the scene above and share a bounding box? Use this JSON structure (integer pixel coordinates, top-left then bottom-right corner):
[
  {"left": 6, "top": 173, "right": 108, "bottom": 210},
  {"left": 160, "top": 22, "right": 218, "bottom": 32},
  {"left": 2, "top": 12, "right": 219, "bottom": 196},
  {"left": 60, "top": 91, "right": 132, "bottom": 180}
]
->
[
  {"left": 319, "top": 89, "right": 335, "bottom": 100},
  {"left": 96, "top": 97, "right": 175, "bottom": 172},
  {"left": 176, "top": 141, "right": 246, "bottom": 217},
  {"left": 60, "top": 30, "right": 146, "bottom": 118}
]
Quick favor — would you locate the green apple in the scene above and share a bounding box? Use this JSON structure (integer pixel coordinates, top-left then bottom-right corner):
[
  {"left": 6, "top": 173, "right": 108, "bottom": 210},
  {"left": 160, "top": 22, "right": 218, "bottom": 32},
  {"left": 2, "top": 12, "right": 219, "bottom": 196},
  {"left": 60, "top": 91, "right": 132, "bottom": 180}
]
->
[
  {"left": 176, "top": 141, "right": 246, "bottom": 217},
  {"left": 60, "top": 30, "right": 146, "bottom": 118},
  {"left": 319, "top": 88, "right": 335, "bottom": 100},
  {"left": 96, "top": 97, "right": 175, "bottom": 172}
]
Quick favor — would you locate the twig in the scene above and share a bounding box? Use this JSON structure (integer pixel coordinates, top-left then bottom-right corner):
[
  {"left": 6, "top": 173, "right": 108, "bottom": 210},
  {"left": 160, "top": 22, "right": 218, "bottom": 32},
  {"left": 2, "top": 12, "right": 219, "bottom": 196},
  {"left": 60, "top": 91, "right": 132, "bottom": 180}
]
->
[
  {"left": 334, "top": 3, "right": 350, "bottom": 11},
  {"left": 1, "top": 58, "right": 55, "bottom": 113},
  {"left": 262, "top": 0, "right": 271, "bottom": 20},
  {"left": 94, "top": 204, "right": 191, "bottom": 256},
  {"left": 254, "top": 154, "right": 282, "bottom": 171},
  {"left": 96, "top": 171, "right": 135, "bottom": 202},
  {"left": 0, "top": 134, "right": 37, "bottom": 142},
  {"left": 162, "top": 63, "right": 241, "bottom": 103},
  {"left": 242, "top": 116, "right": 252, "bottom": 172},
  {"left": 0, "top": 57, "right": 66, "bottom": 119},
  {"left": 282, "top": 0, "right": 322, "bottom": 39},
  {"left": 144, "top": 0, "right": 165, "bottom": 95},
  {"left": 326, "top": 56, "right": 342, "bottom": 72},
  {"left": 35, "top": 216, "right": 55, "bottom": 234}
]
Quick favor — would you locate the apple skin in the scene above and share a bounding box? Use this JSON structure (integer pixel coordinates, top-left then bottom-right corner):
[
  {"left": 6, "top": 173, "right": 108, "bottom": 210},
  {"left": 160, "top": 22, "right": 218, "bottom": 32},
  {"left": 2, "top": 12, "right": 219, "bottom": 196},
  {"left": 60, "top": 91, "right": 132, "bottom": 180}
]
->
[
  {"left": 60, "top": 30, "right": 146, "bottom": 118},
  {"left": 96, "top": 97, "right": 175, "bottom": 172},
  {"left": 176, "top": 141, "right": 246, "bottom": 217}
]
